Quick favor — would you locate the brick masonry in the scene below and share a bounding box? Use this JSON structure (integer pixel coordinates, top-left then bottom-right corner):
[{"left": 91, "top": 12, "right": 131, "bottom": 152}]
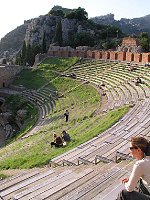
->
[
  {"left": 45, "top": 48, "right": 150, "bottom": 64},
  {"left": 43, "top": 37, "right": 149, "bottom": 64}
]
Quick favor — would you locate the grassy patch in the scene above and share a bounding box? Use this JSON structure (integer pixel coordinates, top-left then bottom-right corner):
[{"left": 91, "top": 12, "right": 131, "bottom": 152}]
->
[
  {"left": 13, "top": 57, "right": 79, "bottom": 89},
  {"left": 41, "top": 57, "right": 79, "bottom": 72},
  {"left": 0, "top": 106, "right": 129, "bottom": 169}
]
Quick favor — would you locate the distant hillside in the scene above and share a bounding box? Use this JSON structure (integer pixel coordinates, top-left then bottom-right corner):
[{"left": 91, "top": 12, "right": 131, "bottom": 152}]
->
[
  {"left": 0, "top": 22, "right": 29, "bottom": 56},
  {"left": 91, "top": 13, "right": 150, "bottom": 35}
]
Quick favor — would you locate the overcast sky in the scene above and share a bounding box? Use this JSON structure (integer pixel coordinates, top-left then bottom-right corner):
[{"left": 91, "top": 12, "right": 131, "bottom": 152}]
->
[{"left": 0, "top": 0, "right": 150, "bottom": 39}]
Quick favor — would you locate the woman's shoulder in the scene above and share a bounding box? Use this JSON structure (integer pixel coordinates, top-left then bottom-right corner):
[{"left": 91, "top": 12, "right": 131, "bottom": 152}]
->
[{"left": 135, "top": 157, "right": 150, "bottom": 166}]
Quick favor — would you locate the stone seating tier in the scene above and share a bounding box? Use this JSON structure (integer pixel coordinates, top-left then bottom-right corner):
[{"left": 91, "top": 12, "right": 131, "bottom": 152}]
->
[{"left": 0, "top": 160, "right": 133, "bottom": 200}]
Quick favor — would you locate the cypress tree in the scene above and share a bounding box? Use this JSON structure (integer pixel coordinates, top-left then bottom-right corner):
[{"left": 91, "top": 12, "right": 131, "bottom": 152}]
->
[
  {"left": 53, "top": 18, "right": 63, "bottom": 46},
  {"left": 21, "top": 41, "right": 27, "bottom": 65},
  {"left": 42, "top": 32, "right": 47, "bottom": 53},
  {"left": 26, "top": 44, "right": 33, "bottom": 66}
]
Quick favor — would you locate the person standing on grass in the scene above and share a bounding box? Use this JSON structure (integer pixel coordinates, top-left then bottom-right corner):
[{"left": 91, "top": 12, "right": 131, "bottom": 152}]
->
[
  {"left": 116, "top": 136, "right": 150, "bottom": 200},
  {"left": 64, "top": 110, "right": 69, "bottom": 122}
]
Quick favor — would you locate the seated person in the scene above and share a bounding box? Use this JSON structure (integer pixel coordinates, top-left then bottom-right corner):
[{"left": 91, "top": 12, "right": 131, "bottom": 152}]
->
[
  {"left": 70, "top": 73, "right": 76, "bottom": 79},
  {"left": 79, "top": 57, "right": 83, "bottom": 63},
  {"left": 145, "top": 62, "right": 150, "bottom": 67},
  {"left": 135, "top": 77, "right": 142, "bottom": 86},
  {"left": 101, "top": 81, "right": 105, "bottom": 87},
  {"left": 102, "top": 90, "right": 106, "bottom": 96},
  {"left": 62, "top": 130, "right": 71, "bottom": 142},
  {"left": 51, "top": 133, "right": 63, "bottom": 148},
  {"left": 128, "top": 65, "right": 136, "bottom": 72},
  {"left": 127, "top": 65, "right": 132, "bottom": 71},
  {"left": 116, "top": 136, "right": 150, "bottom": 200},
  {"left": 136, "top": 76, "right": 142, "bottom": 83}
]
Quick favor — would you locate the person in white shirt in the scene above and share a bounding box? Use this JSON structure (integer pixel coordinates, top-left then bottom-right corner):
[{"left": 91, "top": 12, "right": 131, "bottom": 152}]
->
[{"left": 117, "top": 136, "right": 150, "bottom": 200}]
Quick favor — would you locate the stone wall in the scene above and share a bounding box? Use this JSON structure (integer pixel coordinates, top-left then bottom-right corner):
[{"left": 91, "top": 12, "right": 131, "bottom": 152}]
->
[
  {"left": 34, "top": 53, "right": 48, "bottom": 66},
  {"left": 46, "top": 47, "right": 150, "bottom": 64},
  {"left": 122, "top": 37, "right": 139, "bottom": 46},
  {"left": 142, "top": 53, "right": 150, "bottom": 64},
  {"left": 0, "top": 65, "right": 24, "bottom": 88}
]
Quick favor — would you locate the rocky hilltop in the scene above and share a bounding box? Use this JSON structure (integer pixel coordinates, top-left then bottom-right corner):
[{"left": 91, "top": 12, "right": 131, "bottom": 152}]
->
[
  {"left": 0, "top": 8, "right": 97, "bottom": 57},
  {"left": 91, "top": 13, "right": 150, "bottom": 35},
  {"left": 24, "top": 15, "right": 79, "bottom": 48},
  {"left": 0, "top": 6, "right": 150, "bottom": 58}
]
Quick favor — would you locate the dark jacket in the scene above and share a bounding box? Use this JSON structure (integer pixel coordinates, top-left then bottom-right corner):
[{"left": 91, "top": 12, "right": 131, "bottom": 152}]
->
[
  {"left": 62, "top": 132, "right": 71, "bottom": 142},
  {"left": 55, "top": 136, "right": 63, "bottom": 145}
]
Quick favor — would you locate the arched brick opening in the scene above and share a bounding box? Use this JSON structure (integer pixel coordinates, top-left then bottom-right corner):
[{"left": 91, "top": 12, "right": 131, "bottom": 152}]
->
[
  {"left": 131, "top": 53, "right": 134, "bottom": 61},
  {"left": 106, "top": 52, "right": 110, "bottom": 59},
  {"left": 68, "top": 51, "right": 71, "bottom": 57},
  {"left": 92, "top": 51, "right": 95, "bottom": 59}
]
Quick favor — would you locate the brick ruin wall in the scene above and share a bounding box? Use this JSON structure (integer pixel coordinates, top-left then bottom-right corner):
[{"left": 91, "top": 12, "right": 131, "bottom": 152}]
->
[
  {"left": 122, "top": 37, "right": 139, "bottom": 46},
  {"left": 0, "top": 65, "right": 24, "bottom": 88},
  {"left": 45, "top": 49, "right": 150, "bottom": 64}
]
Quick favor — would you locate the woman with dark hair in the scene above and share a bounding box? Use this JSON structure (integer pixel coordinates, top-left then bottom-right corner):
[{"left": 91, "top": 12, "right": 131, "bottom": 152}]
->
[
  {"left": 117, "top": 136, "right": 150, "bottom": 200},
  {"left": 50, "top": 133, "right": 63, "bottom": 148}
]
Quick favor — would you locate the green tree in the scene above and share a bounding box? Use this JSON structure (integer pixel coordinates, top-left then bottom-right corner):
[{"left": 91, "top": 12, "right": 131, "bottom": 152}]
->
[
  {"left": 53, "top": 18, "right": 63, "bottom": 46},
  {"left": 74, "top": 33, "right": 95, "bottom": 47},
  {"left": 138, "top": 32, "right": 150, "bottom": 52},
  {"left": 26, "top": 44, "right": 34, "bottom": 66},
  {"left": 15, "top": 56, "right": 20, "bottom": 65},
  {"left": 21, "top": 41, "right": 27, "bottom": 65},
  {"left": 48, "top": 9, "right": 64, "bottom": 17},
  {"left": 42, "top": 32, "right": 47, "bottom": 53},
  {"left": 31, "top": 45, "right": 42, "bottom": 65},
  {"left": 101, "top": 39, "right": 121, "bottom": 50},
  {"left": 65, "top": 7, "right": 88, "bottom": 21}
]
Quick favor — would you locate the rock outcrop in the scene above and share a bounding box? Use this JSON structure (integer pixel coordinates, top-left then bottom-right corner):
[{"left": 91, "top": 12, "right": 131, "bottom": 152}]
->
[{"left": 24, "top": 15, "right": 56, "bottom": 47}]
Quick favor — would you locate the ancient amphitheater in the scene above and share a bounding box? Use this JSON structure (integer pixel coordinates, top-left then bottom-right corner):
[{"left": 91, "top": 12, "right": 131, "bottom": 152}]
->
[{"left": 0, "top": 54, "right": 150, "bottom": 200}]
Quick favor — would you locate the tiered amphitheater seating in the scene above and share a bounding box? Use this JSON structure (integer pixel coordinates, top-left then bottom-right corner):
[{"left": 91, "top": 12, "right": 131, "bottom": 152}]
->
[
  {"left": 68, "top": 60, "right": 150, "bottom": 112},
  {"left": 0, "top": 159, "right": 133, "bottom": 199},
  {"left": 21, "top": 89, "right": 56, "bottom": 119},
  {"left": 1, "top": 60, "right": 150, "bottom": 199},
  {"left": 21, "top": 78, "right": 95, "bottom": 138},
  {"left": 20, "top": 89, "right": 57, "bottom": 138}
]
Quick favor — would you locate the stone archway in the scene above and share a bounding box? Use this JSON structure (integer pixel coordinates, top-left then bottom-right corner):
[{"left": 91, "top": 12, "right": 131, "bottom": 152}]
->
[{"left": 129, "top": 47, "right": 133, "bottom": 52}]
